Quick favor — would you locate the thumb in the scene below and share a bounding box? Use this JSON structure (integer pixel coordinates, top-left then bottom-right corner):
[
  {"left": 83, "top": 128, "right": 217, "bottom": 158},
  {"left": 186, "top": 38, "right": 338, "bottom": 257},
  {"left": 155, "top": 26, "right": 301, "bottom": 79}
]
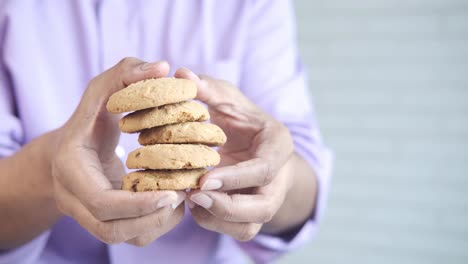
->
[
  {"left": 174, "top": 67, "right": 245, "bottom": 109},
  {"left": 81, "top": 57, "right": 170, "bottom": 115},
  {"left": 68, "top": 58, "right": 170, "bottom": 153}
]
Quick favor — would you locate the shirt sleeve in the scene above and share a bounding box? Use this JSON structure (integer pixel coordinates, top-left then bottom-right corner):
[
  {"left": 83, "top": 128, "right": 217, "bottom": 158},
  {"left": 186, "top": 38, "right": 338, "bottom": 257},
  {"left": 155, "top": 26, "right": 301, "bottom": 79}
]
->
[
  {"left": 0, "top": 65, "right": 24, "bottom": 159},
  {"left": 0, "top": 5, "right": 50, "bottom": 263},
  {"left": 236, "top": 0, "right": 333, "bottom": 263},
  {"left": 0, "top": 232, "right": 50, "bottom": 264},
  {"left": 0, "top": 3, "right": 24, "bottom": 159}
]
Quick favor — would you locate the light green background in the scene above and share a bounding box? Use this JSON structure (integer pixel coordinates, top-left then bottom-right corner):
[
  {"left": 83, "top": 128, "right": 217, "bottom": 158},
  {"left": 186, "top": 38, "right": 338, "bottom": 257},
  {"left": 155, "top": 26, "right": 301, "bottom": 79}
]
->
[{"left": 277, "top": 0, "right": 468, "bottom": 263}]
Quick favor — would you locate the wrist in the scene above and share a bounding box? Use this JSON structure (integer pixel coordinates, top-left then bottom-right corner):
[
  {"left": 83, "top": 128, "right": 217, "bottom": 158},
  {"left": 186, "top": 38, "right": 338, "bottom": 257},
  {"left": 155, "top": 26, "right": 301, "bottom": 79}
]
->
[
  {"left": 0, "top": 130, "right": 63, "bottom": 249},
  {"left": 261, "top": 154, "right": 317, "bottom": 235},
  {"left": 45, "top": 129, "right": 64, "bottom": 209},
  {"left": 30, "top": 129, "right": 62, "bottom": 214}
]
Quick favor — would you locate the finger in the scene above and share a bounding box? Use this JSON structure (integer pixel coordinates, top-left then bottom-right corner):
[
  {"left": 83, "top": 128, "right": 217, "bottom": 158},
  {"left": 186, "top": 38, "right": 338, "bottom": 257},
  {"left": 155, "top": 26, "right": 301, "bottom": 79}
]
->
[
  {"left": 188, "top": 190, "right": 279, "bottom": 224},
  {"left": 174, "top": 67, "right": 200, "bottom": 83},
  {"left": 174, "top": 67, "right": 208, "bottom": 102},
  {"left": 199, "top": 158, "right": 277, "bottom": 191},
  {"left": 55, "top": 181, "right": 181, "bottom": 244},
  {"left": 105, "top": 154, "right": 128, "bottom": 190},
  {"left": 55, "top": 146, "right": 187, "bottom": 221},
  {"left": 190, "top": 205, "right": 262, "bottom": 241},
  {"left": 71, "top": 59, "right": 170, "bottom": 148},
  {"left": 171, "top": 192, "right": 187, "bottom": 209},
  {"left": 174, "top": 67, "right": 242, "bottom": 109},
  {"left": 126, "top": 205, "right": 184, "bottom": 247},
  {"left": 82, "top": 190, "right": 186, "bottom": 221},
  {"left": 85, "top": 58, "right": 170, "bottom": 108},
  {"left": 253, "top": 122, "right": 294, "bottom": 171},
  {"left": 200, "top": 123, "right": 294, "bottom": 192}
]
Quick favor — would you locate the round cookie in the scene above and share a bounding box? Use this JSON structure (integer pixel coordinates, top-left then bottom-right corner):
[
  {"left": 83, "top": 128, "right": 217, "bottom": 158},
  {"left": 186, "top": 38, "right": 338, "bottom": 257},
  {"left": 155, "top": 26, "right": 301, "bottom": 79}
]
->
[
  {"left": 119, "top": 101, "right": 210, "bottom": 133},
  {"left": 126, "top": 144, "right": 220, "bottom": 170},
  {"left": 106, "top": 78, "right": 197, "bottom": 113},
  {"left": 138, "top": 122, "right": 227, "bottom": 146},
  {"left": 122, "top": 169, "right": 207, "bottom": 191}
]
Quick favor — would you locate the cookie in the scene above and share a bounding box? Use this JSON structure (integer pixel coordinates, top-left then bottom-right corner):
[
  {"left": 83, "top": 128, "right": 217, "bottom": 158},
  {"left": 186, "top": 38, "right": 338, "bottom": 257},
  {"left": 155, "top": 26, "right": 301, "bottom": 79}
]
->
[
  {"left": 126, "top": 144, "right": 220, "bottom": 170},
  {"left": 119, "top": 101, "right": 210, "bottom": 133},
  {"left": 122, "top": 169, "right": 207, "bottom": 191},
  {"left": 106, "top": 78, "right": 197, "bottom": 113},
  {"left": 138, "top": 122, "right": 226, "bottom": 146}
]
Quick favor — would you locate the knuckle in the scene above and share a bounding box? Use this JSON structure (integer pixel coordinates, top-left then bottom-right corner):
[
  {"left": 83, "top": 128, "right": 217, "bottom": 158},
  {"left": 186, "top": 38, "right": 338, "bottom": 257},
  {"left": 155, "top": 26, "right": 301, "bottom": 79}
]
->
[
  {"left": 86, "top": 196, "right": 107, "bottom": 221},
  {"left": 261, "top": 205, "right": 275, "bottom": 223},
  {"left": 193, "top": 216, "right": 210, "bottom": 230},
  {"left": 116, "top": 57, "right": 134, "bottom": 79},
  {"left": 237, "top": 224, "right": 259, "bottom": 242},
  {"left": 118, "top": 57, "right": 134, "bottom": 67},
  {"left": 259, "top": 162, "right": 275, "bottom": 186},
  {"left": 221, "top": 204, "right": 235, "bottom": 222},
  {"left": 153, "top": 213, "right": 167, "bottom": 228},
  {"left": 232, "top": 175, "right": 242, "bottom": 190},
  {"left": 95, "top": 222, "right": 118, "bottom": 244},
  {"left": 133, "top": 197, "right": 152, "bottom": 216},
  {"left": 220, "top": 194, "right": 236, "bottom": 221},
  {"left": 191, "top": 208, "right": 215, "bottom": 229},
  {"left": 87, "top": 77, "right": 99, "bottom": 89}
]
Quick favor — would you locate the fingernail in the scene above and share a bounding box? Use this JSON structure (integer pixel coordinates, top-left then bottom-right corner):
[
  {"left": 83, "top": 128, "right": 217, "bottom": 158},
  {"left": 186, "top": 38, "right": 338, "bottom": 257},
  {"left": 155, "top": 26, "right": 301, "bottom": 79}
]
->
[
  {"left": 186, "top": 199, "right": 195, "bottom": 209},
  {"left": 201, "top": 179, "right": 223, "bottom": 191},
  {"left": 171, "top": 192, "right": 186, "bottom": 209},
  {"left": 171, "top": 199, "right": 184, "bottom": 209},
  {"left": 140, "top": 62, "right": 159, "bottom": 71},
  {"left": 183, "top": 67, "right": 200, "bottom": 80},
  {"left": 156, "top": 195, "right": 175, "bottom": 209},
  {"left": 190, "top": 193, "right": 213, "bottom": 209}
]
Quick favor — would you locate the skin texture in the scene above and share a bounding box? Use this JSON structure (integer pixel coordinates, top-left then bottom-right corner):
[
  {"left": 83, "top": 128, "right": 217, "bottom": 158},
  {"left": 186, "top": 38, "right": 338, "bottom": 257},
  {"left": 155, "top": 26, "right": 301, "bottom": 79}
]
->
[
  {"left": 0, "top": 58, "right": 186, "bottom": 249},
  {"left": 174, "top": 68, "right": 318, "bottom": 240},
  {"left": 0, "top": 58, "right": 318, "bottom": 250}
]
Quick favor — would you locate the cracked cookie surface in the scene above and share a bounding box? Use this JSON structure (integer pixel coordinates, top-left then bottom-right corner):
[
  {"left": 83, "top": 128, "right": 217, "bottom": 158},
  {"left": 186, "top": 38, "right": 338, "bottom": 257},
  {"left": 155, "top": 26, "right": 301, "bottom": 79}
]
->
[
  {"left": 122, "top": 169, "right": 207, "bottom": 191},
  {"left": 126, "top": 144, "right": 220, "bottom": 170},
  {"left": 106, "top": 77, "right": 197, "bottom": 113},
  {"left": 138, "top": 122, "right": 226, "bottom": 146},
  {"left": 119, "top": 101, "right": 209, "bottom": 133}
]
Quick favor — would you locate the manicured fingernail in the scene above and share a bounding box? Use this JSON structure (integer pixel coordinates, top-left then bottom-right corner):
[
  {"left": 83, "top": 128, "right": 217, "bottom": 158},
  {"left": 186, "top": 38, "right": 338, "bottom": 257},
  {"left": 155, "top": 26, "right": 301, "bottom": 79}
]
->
[
  {"left": 186, "top": 199, "right": 195, "bottom": 209},
  {"left": 156, "top": 195, "right": 175, "bottom": 209},
  {"left": 171, "top": 199, "right": 184, "bottom": 209},
  {"left": 201, "top": 179, "right": 223, "bottom": 191},
  {"left": 190, "top": 193, "right": 213, "bottom": 209},
  {"left": 171, "top": 192, "right": 186, "bottom": 209},
  {"left": 182, "top": 67, "right": 199, "bottom": 80}
]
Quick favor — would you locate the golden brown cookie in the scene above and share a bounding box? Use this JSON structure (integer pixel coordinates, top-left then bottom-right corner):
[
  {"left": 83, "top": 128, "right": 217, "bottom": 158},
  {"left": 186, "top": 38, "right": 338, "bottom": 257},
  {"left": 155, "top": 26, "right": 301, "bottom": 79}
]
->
[
  {"left": 122, "top": 169, "right": 207, "bottom": 191},
  {"left": 106, "top": 78, "right": 197, "bottom": 113},
  {"left": 138, "top": 122, "right": 227, "bottom": 146},
  {"left": 126, "top": 144, "right": 220, "bottom": 170},
  {"left": 119, "top": 101, "right": 210, "bottom": 133}
]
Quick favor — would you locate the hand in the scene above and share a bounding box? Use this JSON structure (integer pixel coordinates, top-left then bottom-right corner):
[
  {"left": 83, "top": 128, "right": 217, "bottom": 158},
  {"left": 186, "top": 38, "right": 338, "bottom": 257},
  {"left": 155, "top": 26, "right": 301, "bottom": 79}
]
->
[
  {"left": 51, "top": 58, "right": 185, "bottom": 246},
  {"left": 174, "top": 68, "right": 294, "bottom": 241}
]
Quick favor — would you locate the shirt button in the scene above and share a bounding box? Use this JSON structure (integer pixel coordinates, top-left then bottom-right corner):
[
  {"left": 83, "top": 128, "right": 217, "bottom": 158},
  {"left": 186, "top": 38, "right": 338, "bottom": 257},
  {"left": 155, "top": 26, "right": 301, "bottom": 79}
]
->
[{"left": 115, "top": 145, "right": 126, "bottom": 158}]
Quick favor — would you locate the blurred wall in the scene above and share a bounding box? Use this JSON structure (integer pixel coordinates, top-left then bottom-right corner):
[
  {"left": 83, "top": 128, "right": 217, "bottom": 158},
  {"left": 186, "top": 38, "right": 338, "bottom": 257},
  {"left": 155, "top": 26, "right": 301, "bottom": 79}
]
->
[{"left": 278, "top": 0, "right": 468, "bottom": 263}]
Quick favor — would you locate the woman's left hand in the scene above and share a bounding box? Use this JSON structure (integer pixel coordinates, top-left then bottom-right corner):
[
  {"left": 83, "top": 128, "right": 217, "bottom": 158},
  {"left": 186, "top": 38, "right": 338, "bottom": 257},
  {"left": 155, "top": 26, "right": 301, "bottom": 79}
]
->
[{"left": 175, "top": 68, "right": 296, "bottom": 241}]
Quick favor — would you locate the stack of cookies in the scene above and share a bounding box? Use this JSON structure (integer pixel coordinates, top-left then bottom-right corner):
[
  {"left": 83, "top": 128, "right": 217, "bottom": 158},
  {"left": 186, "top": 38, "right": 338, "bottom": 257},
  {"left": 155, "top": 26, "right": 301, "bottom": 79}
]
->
[{"left": 106, "top": 77, "right": 226, "bottom": 191}]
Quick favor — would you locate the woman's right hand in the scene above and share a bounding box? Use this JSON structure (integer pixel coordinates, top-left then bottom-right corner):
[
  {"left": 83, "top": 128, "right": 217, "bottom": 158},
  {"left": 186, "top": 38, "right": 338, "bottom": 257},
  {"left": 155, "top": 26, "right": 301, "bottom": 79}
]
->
[{"left": 51, "top": 58, "right": 186, "bottom": 246}]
